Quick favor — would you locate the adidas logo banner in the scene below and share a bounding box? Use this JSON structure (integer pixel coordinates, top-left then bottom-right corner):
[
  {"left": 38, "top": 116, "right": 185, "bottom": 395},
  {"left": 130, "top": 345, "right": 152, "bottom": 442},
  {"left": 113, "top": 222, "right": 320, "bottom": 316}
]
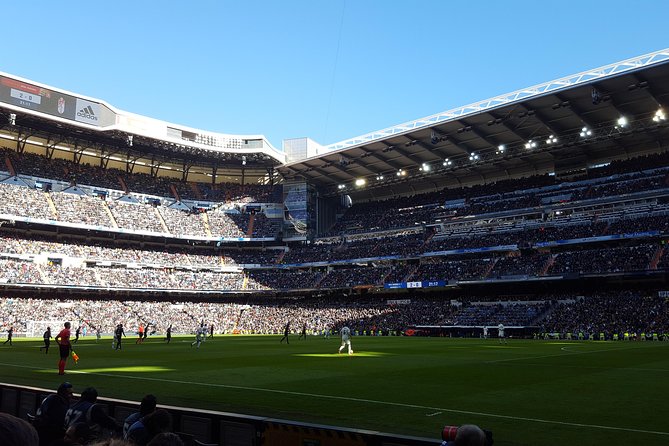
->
[{"left": 74, "top": 98, "right": 101, "bottom": 126}]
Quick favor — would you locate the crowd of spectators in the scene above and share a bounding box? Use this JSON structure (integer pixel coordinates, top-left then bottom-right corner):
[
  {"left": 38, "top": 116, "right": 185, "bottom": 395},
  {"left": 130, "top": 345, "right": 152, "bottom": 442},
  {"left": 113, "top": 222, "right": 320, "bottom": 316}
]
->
[
  {"left": 540, "top": 291, "right": 669, "bottom": 337},
  {"left": 0, "top": 181, "right": 282, "bottom": 238},
  {"left": 3, "top": 291, "right": 666, "bottom": 340},
  {"left": 1, "top": 146, "right": 278, "bottom": 204},
  {"left": 0, "top": 237, "right": 666, "bottom": 291},
  {"left": 325, "top": 154, "right": 669, "bottom": 237},
  {"left": 0, "top": 234, "right": 279, "bottom": 267}
]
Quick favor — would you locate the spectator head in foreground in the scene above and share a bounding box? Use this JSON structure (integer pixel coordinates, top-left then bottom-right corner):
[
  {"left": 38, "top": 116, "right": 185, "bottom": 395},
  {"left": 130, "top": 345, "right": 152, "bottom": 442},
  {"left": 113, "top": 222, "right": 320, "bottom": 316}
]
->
[{"left": 0, "top": 412, "right": 39, "bottom": 446}]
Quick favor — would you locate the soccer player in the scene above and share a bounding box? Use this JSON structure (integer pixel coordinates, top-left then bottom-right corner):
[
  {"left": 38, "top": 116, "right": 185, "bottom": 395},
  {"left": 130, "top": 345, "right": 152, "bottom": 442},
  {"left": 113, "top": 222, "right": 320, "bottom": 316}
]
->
[
  {"left": 74, "top": 326, "right": 81, "bottom": 344},
  {"left": 498, "top": 323, "right": 507, "bottom": 344},
  {"left": 164, "top": 324, "right": 172, "bottom": 343},
  {"left": 280, "top": 321, "right": 290, "bottom": 344},
  {"left": 191, "top": 324, "right": 205, "bottom": 349},
  {"left": 114, "top": 323, "right": 126, "bottom": 350},
  {"left": 483, "top": 326, "right": 488, "bottom": 339},
  {"left": 338, "top": 326, "right": 353, "bottom": 355},
  {"left": 299, "top": 322, "right": 307, "bottom": 340},
  {"left": 40, "top": 327, "right": 52, "bottom": 354},
  {"left": 3, "top": 326, "right": 13, "bottom": 346},
  {"left": 209, "top": 323, "right": 214, "bottom": 339},
  {"left": 136, "top": 324, "right": 144, "bottom": 344},
  {"left": 55, "top": 322, "right": 72, "bottom": 375}
]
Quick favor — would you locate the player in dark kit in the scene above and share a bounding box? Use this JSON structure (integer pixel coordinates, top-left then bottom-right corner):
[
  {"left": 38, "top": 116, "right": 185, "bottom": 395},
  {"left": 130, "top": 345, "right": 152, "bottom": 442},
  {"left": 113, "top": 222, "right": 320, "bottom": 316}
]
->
[
  {"left": 3, "top": 326, "right": 14, "bottom": 346},
  {"left": 164, "top": 324, "right": 172, "bottom": 343},
  {"left": 40, "top": 327, "right": 52, "bottom": 354},
  {"left": 299, "top": 322, "right": 307, "bottom": 340},
  {"left": 74, "top": 326, "right": 81, "bottom": 344},
  {"left": 114, "top": 323, "right": 126, "bottom": 350},
  {"left": 280, "top": 321, "right": 290, "bottom": 344},
  {"left": 55, "top": 322, "right": 72, "bottom": 375}
]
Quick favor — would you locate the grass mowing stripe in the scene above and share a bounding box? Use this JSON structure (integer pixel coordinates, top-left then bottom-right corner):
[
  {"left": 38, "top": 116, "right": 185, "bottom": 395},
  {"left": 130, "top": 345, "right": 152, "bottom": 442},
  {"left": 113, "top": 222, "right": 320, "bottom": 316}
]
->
[
  {"left": 2, "top": 360, "right": 667, "bottom": 438},
  {"left": 485, "top": 344, "right": 647, "bottom": 364}
]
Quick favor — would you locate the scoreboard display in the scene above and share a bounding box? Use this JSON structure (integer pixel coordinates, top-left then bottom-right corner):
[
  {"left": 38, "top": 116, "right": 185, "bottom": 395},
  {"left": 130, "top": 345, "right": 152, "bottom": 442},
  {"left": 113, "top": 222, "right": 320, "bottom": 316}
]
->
[{"left": 0, "top": 75, "right": 107, "bottom": 127}]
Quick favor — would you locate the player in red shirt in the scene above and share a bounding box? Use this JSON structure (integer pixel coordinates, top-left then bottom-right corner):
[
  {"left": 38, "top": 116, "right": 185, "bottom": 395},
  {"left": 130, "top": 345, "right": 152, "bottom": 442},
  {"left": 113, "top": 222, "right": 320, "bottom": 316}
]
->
[{"left": 55, "top": 322, "right": 72, "bottom": 375}]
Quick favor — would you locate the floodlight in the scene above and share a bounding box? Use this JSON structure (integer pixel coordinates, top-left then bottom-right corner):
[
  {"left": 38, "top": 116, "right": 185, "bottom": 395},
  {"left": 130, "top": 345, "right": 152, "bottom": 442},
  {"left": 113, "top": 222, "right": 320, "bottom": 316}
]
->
[
  {"left": 580, "top": 127, "right": 592, "bottom": 138},
  {"left": 653, "top": 108, "right": 666, "bottom": 122},
  {"left": 355, "top": 178, "right": 366, "bottom": 187},
  {"left": 443, "top": 158, "right": 452, "bottom": 166},
  {"left": 616, "top": 116, "right": 628, "bottom": 128}
]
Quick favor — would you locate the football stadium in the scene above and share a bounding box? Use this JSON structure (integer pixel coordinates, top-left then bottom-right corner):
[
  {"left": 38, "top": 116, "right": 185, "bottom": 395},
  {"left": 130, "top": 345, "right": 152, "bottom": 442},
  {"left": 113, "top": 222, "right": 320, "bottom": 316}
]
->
[{"left": 1, "top": 46, "right": 669, "bottom": 446}]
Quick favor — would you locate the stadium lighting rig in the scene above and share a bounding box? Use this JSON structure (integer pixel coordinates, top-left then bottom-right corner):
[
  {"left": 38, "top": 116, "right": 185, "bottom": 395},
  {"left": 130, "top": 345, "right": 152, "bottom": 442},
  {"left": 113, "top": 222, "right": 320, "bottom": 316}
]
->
[
  {"left": 331, "top": 103, "right": 669, "bottom": 195},
  {"left": 579, "top": 126, "right": 593, "bottom": 138},
  {"left": 653, "top": 108, "right": 666, "bottom": 122},
  {"left": 525, "top": 140, "right": 538, "bottom": 149}
]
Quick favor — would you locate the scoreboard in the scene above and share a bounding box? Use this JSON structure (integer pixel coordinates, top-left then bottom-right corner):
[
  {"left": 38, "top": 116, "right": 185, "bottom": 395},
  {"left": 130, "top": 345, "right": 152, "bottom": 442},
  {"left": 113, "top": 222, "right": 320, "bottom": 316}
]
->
[{"left": 0, "top": 75, "right": 111, "bottom": 127}]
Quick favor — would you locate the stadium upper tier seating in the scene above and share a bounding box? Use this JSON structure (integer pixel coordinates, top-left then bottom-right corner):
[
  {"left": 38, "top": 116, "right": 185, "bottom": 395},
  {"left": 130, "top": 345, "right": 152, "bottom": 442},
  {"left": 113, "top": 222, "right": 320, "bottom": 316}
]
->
[{"left": 1, "top": 147, "right": 669, "bottom": 292}]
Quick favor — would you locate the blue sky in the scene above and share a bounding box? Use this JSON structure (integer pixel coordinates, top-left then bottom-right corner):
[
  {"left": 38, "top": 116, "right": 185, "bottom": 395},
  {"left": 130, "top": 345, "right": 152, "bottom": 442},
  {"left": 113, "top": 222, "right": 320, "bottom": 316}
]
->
[{"left": 3, "top": 1, "right": 669, "bottom": 150}]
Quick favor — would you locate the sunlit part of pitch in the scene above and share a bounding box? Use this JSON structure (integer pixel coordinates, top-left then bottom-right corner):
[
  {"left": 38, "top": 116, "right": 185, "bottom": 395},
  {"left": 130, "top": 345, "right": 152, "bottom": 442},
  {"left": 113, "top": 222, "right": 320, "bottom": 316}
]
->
[
  {"left": 295, "top": 352, "right": 392, "bottom": 358},
  {"left": 37, "top": 366, "right": 174, "bottom": 373}
]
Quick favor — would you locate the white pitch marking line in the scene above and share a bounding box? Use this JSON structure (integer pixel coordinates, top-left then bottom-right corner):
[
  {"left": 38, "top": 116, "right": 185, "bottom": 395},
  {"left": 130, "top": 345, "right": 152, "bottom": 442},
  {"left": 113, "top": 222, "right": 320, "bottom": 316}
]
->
[
  {"left": 1, "top": 362, "right": 668, "bottom": 437},
  {"left": 485, "top": 344, "right": 642, "bottom": 364}
]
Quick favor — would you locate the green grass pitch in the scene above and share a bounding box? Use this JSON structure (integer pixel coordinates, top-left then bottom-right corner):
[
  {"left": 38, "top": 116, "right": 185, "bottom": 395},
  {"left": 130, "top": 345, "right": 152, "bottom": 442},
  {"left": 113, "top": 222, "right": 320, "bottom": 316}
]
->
[{"left": 1, "top": 335, "right": 668, "bottom": 446}]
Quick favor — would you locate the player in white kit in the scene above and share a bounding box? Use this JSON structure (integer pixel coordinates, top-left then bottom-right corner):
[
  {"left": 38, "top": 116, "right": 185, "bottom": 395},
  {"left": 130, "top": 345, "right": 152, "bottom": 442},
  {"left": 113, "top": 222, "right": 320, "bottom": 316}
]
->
[
  {"left": 338, "top": 326, "right": 353, "bottom": 355},
  {"left": 498, "top": 323, "right": 507, "bottom": 344}
]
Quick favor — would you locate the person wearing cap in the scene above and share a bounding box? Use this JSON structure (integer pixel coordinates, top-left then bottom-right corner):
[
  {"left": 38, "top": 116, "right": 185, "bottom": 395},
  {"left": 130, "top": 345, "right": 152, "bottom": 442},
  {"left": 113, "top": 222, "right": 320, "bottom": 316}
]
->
[
  {"left": 34, "top": 382, "right": 74, "bottom": 446},
  {"left": 55, "top": 322, "right": 72, "bottom": 375}
]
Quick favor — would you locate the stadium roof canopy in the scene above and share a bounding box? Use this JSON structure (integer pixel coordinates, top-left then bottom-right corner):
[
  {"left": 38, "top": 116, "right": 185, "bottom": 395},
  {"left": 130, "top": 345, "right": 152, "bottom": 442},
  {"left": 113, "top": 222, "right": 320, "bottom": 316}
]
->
[
  {"left": 0, "top": 73, "right": 285, "bottom": 182},
  {"left": 278, "top": 49, "right": 669, "bottom": 201},
  {"left": 1, "top": 49, "right": 669, "bottom": 196}
]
